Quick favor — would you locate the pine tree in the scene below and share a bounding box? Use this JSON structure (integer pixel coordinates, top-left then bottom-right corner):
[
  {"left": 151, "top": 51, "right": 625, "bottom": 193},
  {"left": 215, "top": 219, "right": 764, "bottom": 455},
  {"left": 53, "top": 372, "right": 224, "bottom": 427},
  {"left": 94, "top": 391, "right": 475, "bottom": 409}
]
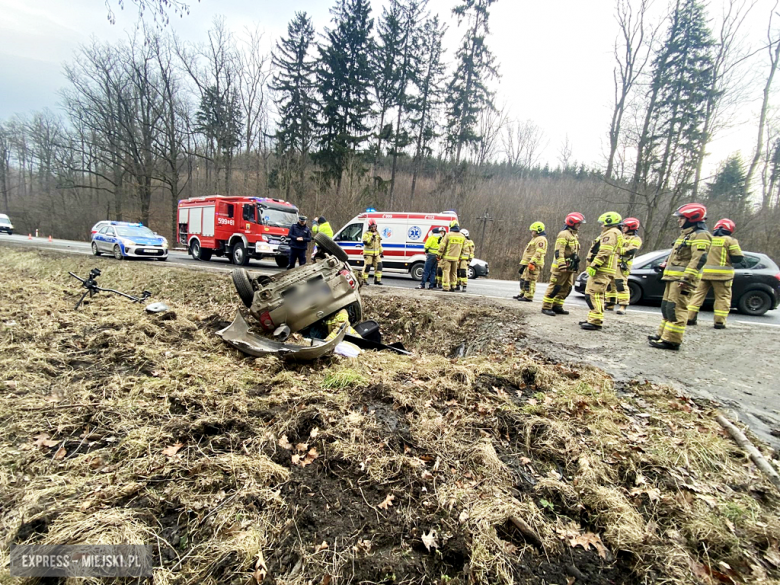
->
[
  {"left": 444, "top": 0, "right": 498, "bottom": 164},
  {"left": 409, "top": 15, "right": 446, "bottom": 202},
  {"left": 271, "top": 12, "right": 317, "bottom": 200},
  {"left": 707, "top": 154, "right": 747, "bottom": 206},
  {"left": 371, "top": 1, "right": 404, "bottom": 172},
  {"left": 629, "top": 0, "right": 717, "bottom": 246},
  {"left": 315, "top": 0, "right": 375, "bottom": 193}
]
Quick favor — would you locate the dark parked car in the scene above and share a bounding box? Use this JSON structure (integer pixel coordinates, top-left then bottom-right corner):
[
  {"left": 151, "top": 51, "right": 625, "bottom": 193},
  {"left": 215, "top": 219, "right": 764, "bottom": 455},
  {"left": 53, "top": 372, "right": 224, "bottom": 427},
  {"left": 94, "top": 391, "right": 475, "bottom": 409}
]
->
[{"left": 574, "top": 249, "right": 780, "bottom": 316}]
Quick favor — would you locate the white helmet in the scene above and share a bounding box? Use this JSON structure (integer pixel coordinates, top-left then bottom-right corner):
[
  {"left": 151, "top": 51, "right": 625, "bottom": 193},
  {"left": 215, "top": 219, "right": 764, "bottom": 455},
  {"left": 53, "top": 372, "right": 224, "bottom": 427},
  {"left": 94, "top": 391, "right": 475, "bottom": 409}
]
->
[{"left": 461, "top": 229, "right": 470, "bottom": 237}]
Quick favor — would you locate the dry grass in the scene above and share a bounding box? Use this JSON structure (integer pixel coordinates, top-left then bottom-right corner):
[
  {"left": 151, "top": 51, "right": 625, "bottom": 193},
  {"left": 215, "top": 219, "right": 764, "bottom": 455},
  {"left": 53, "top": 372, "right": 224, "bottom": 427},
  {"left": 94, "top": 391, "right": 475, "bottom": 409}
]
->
[{"left": 1, "top": 247, "right": 779, "bottom": 585}]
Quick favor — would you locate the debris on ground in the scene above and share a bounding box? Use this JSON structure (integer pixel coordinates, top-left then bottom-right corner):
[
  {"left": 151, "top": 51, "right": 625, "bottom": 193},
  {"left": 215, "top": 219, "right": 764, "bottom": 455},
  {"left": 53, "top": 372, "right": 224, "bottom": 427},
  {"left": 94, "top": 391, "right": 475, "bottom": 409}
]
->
[
  {"left": 1, "top": 248, "right": 779, "bottom": 585},
  {"left": 69, "top": 267, "right": 151, "bottom": 309}
]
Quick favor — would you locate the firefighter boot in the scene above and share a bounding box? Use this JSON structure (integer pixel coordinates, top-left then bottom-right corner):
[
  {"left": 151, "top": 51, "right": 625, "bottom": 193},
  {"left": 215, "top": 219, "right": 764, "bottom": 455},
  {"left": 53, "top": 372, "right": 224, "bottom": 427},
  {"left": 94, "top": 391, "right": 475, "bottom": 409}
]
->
[
  {"left": 616, "top": 306, "right": 627, "bottom": 315},
  {"left": 374, "top": 279, "right": 383, "bottom": 286},
  {"left": 649, "top": 338, "right": 680, "bottom": 351},
  {"left": 542, "top": 309, "right": 556, "bottom": 317},
  {"left": 552, "top": 306, "right": 569, "bottom": 315},
  {"left": 714, "top": 323, "right": 726, "bottom": 330},
  {"left": 687, "top": 314, "right": 698, "bottom": 326},
  {"left": 579, "top": 321, "right": 602, "bottom": 331}
]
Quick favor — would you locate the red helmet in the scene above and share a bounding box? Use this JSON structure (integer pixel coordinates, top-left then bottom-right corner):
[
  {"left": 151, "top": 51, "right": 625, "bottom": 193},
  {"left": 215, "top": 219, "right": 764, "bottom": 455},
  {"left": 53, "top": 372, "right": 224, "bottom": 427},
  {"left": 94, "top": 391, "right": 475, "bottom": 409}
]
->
[
  {"left": 714, "top": 218, "right": 735, "bottom": 232},
  {"left": 674, "top": 203, "right": 707, "bottom": 223},
  {"left": 622, "top": 217, "right": 640, "bottom": 231},
  {"left": 368, "top": 219, "right": 377, "bottom": 228},
  {"left": 565, "top": 212, "right": 585, "bottom": 227}
]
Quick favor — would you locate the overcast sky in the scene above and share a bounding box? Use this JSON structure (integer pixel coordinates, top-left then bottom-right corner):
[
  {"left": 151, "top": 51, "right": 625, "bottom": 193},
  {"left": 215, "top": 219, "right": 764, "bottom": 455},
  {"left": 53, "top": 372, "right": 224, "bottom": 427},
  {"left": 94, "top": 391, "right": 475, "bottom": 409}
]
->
[{"left": 0, "top": 0, "right": 777, "bottom": 174}]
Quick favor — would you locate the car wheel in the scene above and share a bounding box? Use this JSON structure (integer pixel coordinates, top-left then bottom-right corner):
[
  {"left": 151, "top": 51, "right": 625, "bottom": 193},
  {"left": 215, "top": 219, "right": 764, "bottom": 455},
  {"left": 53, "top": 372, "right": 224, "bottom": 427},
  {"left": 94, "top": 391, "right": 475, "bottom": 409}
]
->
[
  {"left": 275, "top": 255, "right": 288, "bottom": 268},
  {"left": 231, "top": 241, "right": 249, "bottom": 266},
  {"left": 410, "top": 262, "right": 424, "bottom": 281},
  {"left": 231, "top": 268, "right": 255, "bottom": 307},
  {"left": 737, "top": 289, "right": 772, "bottom": 316},
  {"left": 92, "top": 242, "right": 101, "bottom": 256},
  {"left": 628, "top": 281, "right": 642, "bottom": 305},
  {"left": 113, "top": 245, "right": 124, "bottom": 260},
  {"left": 314, "top": 232, "right": 349, "bottom": 262},
  {"left": 468, "top": 266, "right": 476, "bottom": 279}
]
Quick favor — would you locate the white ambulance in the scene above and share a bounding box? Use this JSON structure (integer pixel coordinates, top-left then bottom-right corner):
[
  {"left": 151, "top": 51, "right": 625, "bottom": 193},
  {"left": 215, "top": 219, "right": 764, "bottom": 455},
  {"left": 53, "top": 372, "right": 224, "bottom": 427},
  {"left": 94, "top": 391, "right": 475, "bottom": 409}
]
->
[{"left": 332, "top": 211, "right": 458, "bottom": 280}]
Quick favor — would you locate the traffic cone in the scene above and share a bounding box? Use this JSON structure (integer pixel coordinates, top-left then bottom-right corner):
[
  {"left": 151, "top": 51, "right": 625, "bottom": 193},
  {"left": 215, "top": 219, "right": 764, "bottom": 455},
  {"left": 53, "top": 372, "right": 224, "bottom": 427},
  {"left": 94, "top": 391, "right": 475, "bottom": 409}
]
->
[
  {"left": 48, "top": 235, "right": 53, "bottom": 242},
  {"left": 28, "top": 233, "right": 32, "bottom": 240}
]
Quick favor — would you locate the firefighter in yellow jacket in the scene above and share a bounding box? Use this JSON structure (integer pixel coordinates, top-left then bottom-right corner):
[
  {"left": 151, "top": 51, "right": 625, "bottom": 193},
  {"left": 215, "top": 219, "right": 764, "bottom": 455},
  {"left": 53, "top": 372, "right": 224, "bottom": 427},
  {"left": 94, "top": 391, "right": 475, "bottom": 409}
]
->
[
  {"left": 606, "top": 217, "right": 643, "bottom": 315},
  {"left": 580, "top": 212, "right": 623, "bottom": 330},
  {"left": 687, "top": 218, "right": 743, "bottom": 329},
  {"left": 458, "top": 229, "right": 475, "bottom": 292},
  {"left": 362, "top": 219, "right": 383, "bottom": 285},
  {"left": 437, "top": 220, "right": 466, "bottom": 291},
  {"left": 515, "top": 222, "right": 548, "bottom": 302},
  {"left": 542, "top": 212, "right": 584, "bottom": 316},
  {"left": 649, "top": 203, "right": 712, "bottom": 350}
]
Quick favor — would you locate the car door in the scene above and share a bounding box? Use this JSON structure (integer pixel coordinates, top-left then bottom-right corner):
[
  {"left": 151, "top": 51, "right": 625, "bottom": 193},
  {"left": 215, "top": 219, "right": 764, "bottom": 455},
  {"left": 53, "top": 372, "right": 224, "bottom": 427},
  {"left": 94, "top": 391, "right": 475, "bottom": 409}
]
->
[
  {"left": 334, "top": 222, "right": 364, "bottom": 266},
  {"left": 96, "top": 226, "right": 110, "bottom": 252},
  {"left": 630, "top": 253, "right": 669, "bottom": 301},
  {"left": 731, "top": 253, "right": 761, "bottom": 304},
  {"left": 103, "top": 227, "right": 117, "bottom": 252}
]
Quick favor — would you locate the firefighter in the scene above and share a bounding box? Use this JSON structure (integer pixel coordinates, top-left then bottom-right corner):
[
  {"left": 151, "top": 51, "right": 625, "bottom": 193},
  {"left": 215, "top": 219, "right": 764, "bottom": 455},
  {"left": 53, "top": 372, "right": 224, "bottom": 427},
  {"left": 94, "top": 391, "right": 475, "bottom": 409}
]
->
[
  {"left": 287, "top": 215, "right": 312, "bottom": 269},
  {"left": 649, "top": 203, "right": 712, "bottom": 350},
  {"left": 362, "top": 219, "right": 383, "bottom": 285},
  {"left": 580, "top": 212, "right": 622, "bottom": 330},
  {"left": 515, "top": 222, "right": 548, "bottom": 302},
  {"left": 687, "top": 218, "right": 743, "bottom": 329},
  {"left": 605, "top": 217, "right": 643, "bottom": 315},
  {"left": 458, "top": 229, "right": 475, "bottom": 292},
  {"left": 312, "top": 216, "right": 333, "bottom": 238},
  {"left": 542, "top": 212, "right": 584, "bottom": 316},
  {"left": 418, "top": 228, "right": 442, "bottom": 289},
  {"left": 437, "top": 220, "right": 466, "bottom": 291},
  {"left": 325, "top": 308, "right": 361, "bottom": 341},
  {"left": 435, "top": 229, "right": 446, "bottom": 288}
]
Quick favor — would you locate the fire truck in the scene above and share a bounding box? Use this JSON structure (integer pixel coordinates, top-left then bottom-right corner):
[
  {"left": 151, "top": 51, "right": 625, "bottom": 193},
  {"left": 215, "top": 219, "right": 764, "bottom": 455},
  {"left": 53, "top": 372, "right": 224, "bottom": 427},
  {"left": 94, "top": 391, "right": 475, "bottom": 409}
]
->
[{"left": 177, "top": 195, "right": 300, "bottom": 266}]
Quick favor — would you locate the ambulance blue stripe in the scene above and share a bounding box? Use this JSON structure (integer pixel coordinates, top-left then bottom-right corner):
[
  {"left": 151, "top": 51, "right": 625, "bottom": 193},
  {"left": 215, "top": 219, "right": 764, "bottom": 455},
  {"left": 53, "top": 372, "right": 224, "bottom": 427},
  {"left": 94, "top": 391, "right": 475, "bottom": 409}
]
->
[{"left": 336, "top": 243, "right": 425, "bottom": 249}]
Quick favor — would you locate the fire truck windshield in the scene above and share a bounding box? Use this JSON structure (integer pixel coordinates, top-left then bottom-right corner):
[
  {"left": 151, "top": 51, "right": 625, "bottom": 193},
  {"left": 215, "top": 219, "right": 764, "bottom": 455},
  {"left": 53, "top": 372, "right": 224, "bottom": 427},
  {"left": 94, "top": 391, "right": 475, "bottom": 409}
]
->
[{"left": 259, "top": 206, "right": 298, "bottom": 228}]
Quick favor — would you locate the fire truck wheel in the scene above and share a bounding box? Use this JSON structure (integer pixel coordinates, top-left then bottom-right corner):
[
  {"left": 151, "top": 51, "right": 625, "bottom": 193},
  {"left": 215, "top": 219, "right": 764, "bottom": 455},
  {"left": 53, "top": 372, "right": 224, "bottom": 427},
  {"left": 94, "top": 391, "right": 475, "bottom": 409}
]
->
[
  {"left": 190, "top": 240, "right": 212, "bottom": 261},
  {"left": 113, "top": 245, "right": 124, "bottom": 260},
  {"left": 314, "top": 233, "right": 349, "bottom": 262},
  {"left": 231, "top": 268, "right": 255, "bottom": 307},
  {"left": 92, "top": 242, "right": 101, "bottom": 256},
  {"left": 231, "top": 242, "right": 250, "bottom": 266}
]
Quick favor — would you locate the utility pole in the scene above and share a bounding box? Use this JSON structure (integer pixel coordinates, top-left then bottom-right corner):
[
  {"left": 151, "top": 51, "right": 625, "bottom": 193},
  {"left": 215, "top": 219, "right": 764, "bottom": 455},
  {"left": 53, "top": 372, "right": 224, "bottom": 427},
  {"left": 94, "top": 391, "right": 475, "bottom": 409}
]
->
[{"left": 477, "top": 209, "right": 493, "bottom": 253}]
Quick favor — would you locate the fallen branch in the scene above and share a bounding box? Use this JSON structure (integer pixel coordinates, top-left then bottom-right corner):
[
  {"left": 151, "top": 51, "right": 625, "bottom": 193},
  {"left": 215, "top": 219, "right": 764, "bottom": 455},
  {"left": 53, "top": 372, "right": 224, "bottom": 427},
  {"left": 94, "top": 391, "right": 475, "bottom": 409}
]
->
[
  {"left": 716, "top": 413, "right": 780, "bottom": 493},
  {"left": 509, "top": 515, "right": 544, "bottom": 549}
]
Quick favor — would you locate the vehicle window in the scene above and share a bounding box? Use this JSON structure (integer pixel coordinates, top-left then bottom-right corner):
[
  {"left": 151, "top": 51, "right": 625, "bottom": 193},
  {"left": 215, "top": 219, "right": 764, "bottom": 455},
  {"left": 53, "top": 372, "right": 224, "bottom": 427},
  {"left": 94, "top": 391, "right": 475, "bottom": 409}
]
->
[
  {"left": 243, "top": 204, "right": 255, "bottom": 222},
  {"left": 116, "top": 226, "right": 156, "bottom": 238},
  {"left": 260, "top": 206, "right": 298, "bottom": 228},
  {"left": 734, "top": 254, "right": 760, "bottom": 270},
  {"left": 337, "top": 223, "right": 363, "bottom": 242},
  {"left": 106, "top": 228, "right": 116, "bottom": 237},
  {"left": 99, "top": 227, "right": 109, "bottom": 235},
  {"left": 645, "top": 254, "right": 668, "bottom": 269},
  {"left": 227, "top": 204, "right": 234, "bottom": 218}
]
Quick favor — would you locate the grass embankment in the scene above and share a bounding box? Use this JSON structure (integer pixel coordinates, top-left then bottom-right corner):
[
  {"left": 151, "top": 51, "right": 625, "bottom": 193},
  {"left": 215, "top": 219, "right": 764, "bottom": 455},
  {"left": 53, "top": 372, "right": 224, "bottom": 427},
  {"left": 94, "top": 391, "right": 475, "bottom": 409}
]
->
[{"left": 0, "top": 247, "right": 779, "bottom": 585}]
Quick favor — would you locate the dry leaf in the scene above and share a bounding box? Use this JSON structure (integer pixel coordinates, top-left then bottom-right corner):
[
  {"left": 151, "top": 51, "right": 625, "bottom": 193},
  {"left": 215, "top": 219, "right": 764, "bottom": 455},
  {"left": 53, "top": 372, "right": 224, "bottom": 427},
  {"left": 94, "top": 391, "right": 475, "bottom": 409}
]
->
[
  {"left": 314, "top": 541, "right": 329, "bottom": 553},
  {"left": 527, "top": 398, "right": 538, "bottom": 406},
  {"left": 278, "top": 435, "right": 293, "bottom": 450},
  {"left": 162, "top": 443, "right": 184, "bottom": 458},
  {"left": 33, "top": 433, "right": 58, "bottom": 448},
  {"left": 321, "top": 575, "right": 332, "bottom": 585},
  {"left": 291, "top": 454, "right": 302, "bottom": 466},
  {"left": 520, "top": 457, "right": 532, "bottom": 466},
  {"left": 309, "top": 427, "right": 319, "bottom": 439},
  {"left": 54, "top": 447, "right": 67, "bottom": 460},
  {"left": 292, "top": 448, "right": 319, "bottom": 468},
  {"left": 570, "top": 532, "right": 608, "bottom": 559},
  {"left": 252, "top": 550, "right": 268, "bottom": 584},
  {"left": 421, "top": 529, "right": 438, "bottom": 551},
  {"left": 378, "top": 493, "right": 395, "bottom": 510},
  {"left": 567, "top": 578, "right": 576, "bottom": 585},
  {"left": 296, "top": 443, "right": 309, "bottom": 453}
]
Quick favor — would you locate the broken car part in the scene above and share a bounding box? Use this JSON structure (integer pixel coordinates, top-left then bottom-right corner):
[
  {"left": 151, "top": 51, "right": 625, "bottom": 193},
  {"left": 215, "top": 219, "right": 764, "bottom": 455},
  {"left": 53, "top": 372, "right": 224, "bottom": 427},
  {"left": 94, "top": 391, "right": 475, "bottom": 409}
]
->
[
  {"left": 145, "top": 302, "right": 170, "bottom": 314},
  {"left": 218, "top": 311, "right": 347, "bottom": 361},
  {"left": 69, "top": 268, "right": 151, "bottom": 310}
]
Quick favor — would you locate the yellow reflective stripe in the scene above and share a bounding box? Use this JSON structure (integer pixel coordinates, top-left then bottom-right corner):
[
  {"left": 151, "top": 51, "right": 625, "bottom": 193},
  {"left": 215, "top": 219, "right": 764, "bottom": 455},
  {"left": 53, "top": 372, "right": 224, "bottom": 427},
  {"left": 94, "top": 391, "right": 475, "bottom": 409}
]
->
[
  {"left": 663, "top": 323, "right": 686, "bottom": 333},
  {"left": 664, "top": 269, "right": 685, "bottom": 277},
  {"left": 703, "top": 267, "right": 734, "bottom": 273},
  {"left": 600, "top": 245, "right": 614, "bottom": 251},
  {"left": 714, "top": 310, "right": 730, "bottom": 316}
]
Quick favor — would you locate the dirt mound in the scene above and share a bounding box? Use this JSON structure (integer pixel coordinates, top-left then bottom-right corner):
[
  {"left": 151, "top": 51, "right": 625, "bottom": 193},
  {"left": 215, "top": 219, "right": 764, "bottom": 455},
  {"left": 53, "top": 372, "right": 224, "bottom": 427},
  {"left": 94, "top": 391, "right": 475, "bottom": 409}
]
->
[{"left": 1, "top": 248, "right": 779, "bottom": 585}]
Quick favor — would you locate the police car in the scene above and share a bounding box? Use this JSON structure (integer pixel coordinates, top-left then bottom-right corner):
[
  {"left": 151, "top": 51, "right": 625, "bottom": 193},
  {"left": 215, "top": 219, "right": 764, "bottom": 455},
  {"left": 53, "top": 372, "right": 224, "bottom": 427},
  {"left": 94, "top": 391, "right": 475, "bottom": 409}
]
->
[{"left": 91, "top": 221, "right": 169, "bottom": 260}]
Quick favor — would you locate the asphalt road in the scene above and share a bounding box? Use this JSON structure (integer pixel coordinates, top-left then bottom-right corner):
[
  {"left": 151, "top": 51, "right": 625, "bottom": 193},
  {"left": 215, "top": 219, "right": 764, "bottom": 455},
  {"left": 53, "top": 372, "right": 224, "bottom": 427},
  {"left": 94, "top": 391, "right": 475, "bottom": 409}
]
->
[{"left": 3, "top": 233, "right": 780, "bottom": 328}]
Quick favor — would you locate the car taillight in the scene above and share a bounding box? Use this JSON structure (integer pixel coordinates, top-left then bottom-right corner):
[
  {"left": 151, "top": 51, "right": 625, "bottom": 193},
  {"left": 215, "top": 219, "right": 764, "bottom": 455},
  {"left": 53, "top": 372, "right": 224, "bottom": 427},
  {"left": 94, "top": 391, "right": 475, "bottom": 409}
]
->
[
  {"left": 258, "top": 311, "right": 275, "bottom": 331},
  {"left": 340, "top": 269, "right": 356, "bottom": 289}
]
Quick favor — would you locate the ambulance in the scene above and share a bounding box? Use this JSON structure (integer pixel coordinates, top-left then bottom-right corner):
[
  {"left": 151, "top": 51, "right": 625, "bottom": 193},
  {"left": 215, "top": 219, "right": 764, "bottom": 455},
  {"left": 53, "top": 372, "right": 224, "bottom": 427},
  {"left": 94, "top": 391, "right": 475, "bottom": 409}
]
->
[{"left": 332, "top": 211, "right": 459, "bottom": 280}]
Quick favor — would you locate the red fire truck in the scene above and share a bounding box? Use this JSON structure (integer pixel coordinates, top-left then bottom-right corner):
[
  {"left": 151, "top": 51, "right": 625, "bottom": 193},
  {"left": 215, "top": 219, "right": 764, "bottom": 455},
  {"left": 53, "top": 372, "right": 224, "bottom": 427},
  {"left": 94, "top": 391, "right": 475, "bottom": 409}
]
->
[{"left": 177, "top": 195, "right": 300, "bottom": 266}]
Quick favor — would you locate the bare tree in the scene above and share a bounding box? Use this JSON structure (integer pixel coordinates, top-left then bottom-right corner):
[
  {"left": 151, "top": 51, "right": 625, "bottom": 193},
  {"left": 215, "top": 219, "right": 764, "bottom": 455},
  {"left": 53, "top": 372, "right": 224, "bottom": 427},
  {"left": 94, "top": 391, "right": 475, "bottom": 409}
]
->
[
  {"left": 606, "top": 0, "right": 656, "bottom": 180},
  {"left": 502, "top": 118, "right": 544, "bottom": 170},
  {"left": 745, "top": 1, "right": 780, "bottom": 203},
  {"left": 472, "top": 104, "right": 507, "bottom": 166},
  {"left": 558, "top": 134, "right": 573, "bottom": 170}
]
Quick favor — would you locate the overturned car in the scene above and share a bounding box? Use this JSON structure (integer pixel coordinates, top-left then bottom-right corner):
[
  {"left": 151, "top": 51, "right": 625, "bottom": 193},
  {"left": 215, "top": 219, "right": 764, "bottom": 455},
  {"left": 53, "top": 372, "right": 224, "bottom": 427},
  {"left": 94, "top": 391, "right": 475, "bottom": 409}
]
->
[{"left": 219, "top": 233, "right": 408, "bottom": 360}]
